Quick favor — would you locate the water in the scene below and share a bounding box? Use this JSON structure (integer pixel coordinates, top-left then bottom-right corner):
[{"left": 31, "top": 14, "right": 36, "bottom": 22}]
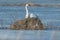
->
[
  {"left": 0, "top": 6, "right": 60, "bottom": 29},
  {"left": 0, "top": 30, "right": 60, "bottom": 40},
  {"left": 0, "top": 0, "right": 60, "bottom": 4},
  {"left": 0, "top": 0, "right": 60, "bottom": 40},
  {"left": 0, "top": 30, "right": 58, "bottom": 40},
  {"left": 0, "top": 0, "right": 60, "bottom": 29}
]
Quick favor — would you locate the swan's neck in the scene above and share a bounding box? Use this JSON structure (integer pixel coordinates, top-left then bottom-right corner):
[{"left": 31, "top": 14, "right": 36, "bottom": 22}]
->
[{"left": 25, "top": 5, "right": 29, "bottom": 18}]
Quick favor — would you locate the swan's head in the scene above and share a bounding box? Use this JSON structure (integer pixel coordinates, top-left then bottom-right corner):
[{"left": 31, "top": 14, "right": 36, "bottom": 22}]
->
[{"left": 26, "top": 4, "right": 29, "bottom": 6}]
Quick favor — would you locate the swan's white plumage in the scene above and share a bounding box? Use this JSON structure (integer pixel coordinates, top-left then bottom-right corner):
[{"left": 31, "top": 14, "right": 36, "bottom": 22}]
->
[
  {"left": 25, "top": 4, "right": 38, "bottom": 18},
  {"left": 30, "top": 13, "right": 38, "bottom": 18},
  {"left": 25, "top": 4, "right": 29, "bottom": 18}
]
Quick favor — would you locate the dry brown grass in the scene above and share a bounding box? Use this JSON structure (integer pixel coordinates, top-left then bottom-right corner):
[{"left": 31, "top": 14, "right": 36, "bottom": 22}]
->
[{"left": 8, "top": 18, "right": 44, "bottom": 30}]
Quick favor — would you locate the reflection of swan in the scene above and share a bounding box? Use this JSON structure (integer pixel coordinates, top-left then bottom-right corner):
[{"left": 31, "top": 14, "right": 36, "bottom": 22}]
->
[{"left": 25, "top": 4, "right": 38, "bottom": 18}]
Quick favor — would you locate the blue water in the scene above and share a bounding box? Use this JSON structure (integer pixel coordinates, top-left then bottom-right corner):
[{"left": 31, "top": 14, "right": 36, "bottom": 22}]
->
[
  {"left": 0, "top": 0, "right": 60, "bottom": 29},
  {"left": 0, "top": 0, "right": 60, "bottom": 4},
  {"left": 0, "top": 30, "right": 60, "bottom": 40},
  {"left": 0, "top": 0, "right": 60, "bottom": 40},
  {"left": 0, "top": 30, "right": 58, "bottom": 40},
  {"left": 0, "top": 6, "right": 60, "bottom": 28}
]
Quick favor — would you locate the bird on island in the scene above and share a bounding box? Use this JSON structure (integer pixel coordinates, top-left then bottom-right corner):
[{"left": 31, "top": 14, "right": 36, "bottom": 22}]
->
[{"left": 25, "top": 4, "right": 38, "bottom": 19}]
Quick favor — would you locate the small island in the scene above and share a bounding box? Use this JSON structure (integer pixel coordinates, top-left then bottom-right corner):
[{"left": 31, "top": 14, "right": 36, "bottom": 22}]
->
[
  {"left": 8, "top": 4, "right": 44, "bottom": 30},
  {"left": 8, "top": 18, "right": 44, "bottom": 30}
]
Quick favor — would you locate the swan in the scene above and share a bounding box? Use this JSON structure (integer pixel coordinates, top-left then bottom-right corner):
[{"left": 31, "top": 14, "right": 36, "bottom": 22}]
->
[{"left": 25, "top": 4, "right": 38, "bottom": 18}]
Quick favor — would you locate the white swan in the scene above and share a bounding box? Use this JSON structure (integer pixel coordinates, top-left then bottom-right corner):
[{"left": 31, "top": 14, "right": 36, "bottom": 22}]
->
[
  {"left": 25, "top": 4, "right": 38, "bottom": 18},
  {"left": 25, "top": 4, "right": 29, "bottom": 18}
]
